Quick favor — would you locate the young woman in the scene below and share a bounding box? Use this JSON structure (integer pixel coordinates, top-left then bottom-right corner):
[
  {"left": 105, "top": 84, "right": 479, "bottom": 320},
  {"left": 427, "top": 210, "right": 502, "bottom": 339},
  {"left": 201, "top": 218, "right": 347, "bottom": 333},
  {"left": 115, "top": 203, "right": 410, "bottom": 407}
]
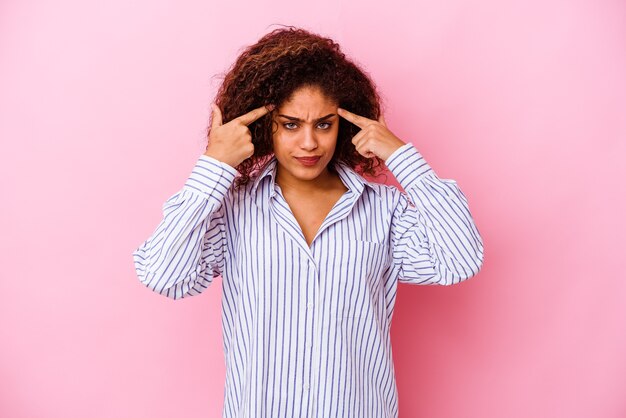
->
[{"left": 133, "top": 26, "right": 483, "bottom": 418}]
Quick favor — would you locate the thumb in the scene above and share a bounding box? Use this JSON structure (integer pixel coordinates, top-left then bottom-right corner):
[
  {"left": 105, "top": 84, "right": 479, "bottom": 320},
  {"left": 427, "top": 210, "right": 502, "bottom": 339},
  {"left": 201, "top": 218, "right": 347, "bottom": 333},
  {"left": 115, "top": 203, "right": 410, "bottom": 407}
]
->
[{"left": 211, "top": 103, "right": 223, "bottom": 127}]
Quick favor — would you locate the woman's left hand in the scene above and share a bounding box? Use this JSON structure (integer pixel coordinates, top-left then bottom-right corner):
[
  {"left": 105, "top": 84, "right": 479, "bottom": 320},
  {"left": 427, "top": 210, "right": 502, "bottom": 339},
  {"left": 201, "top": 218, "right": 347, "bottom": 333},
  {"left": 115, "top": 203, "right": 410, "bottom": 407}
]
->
[{"left": 337, "top": 107, "right": 406, "bottom": 162}]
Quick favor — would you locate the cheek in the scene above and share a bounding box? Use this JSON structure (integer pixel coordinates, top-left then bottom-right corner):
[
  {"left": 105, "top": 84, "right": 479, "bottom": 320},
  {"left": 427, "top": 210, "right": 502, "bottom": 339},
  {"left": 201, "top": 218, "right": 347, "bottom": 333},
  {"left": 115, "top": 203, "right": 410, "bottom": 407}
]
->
[
  {"left": 271, "top": 133, "right": 290, "bottom": 155},
  {"left": 326, "top": 129, "right": 340, "bottom": 148}
]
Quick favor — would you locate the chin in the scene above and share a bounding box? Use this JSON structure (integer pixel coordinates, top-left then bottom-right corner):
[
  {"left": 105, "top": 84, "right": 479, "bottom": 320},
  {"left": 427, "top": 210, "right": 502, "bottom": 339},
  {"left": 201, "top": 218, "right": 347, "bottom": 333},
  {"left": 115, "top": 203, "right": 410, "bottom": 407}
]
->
[{"left": 293, "top": 167, "right": 324, "bottom": 179}]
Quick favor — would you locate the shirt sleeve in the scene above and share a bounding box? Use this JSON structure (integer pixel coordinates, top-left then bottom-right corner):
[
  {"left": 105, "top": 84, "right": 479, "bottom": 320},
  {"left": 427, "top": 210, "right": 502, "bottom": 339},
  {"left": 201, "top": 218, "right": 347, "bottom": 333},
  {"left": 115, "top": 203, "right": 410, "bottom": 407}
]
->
[
  {"left": 385, "top": 143, "right": 484, "bottom": 285},
  {"left": 131, "top": 155, "right": 238, "bottom": 300}
]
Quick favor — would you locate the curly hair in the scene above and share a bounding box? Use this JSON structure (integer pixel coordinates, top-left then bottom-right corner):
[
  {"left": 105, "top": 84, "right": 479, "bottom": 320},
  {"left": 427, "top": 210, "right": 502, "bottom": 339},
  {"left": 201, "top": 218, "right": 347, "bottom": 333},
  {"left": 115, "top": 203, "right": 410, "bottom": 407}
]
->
[{"left": 207, "top": 25, "right": 387, "bottom": 190}]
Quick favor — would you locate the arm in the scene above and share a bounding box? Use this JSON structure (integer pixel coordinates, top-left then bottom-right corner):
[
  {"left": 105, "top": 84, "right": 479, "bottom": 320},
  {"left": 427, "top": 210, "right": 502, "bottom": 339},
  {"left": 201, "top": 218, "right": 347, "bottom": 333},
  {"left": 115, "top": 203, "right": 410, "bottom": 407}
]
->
[
  {"left": 131, "top": 155, "right": 238, "bottom": 299},
  {"left": 385, "top": 143, "right": 484, "bottom": 285}
]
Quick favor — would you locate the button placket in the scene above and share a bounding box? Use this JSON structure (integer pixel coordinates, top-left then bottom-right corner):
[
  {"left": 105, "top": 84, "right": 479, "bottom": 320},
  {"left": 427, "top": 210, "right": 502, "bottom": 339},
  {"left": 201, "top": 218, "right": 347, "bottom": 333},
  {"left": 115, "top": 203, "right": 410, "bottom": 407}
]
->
[
  {"left": 310, "top": 253, "right": 323, "bottom": 417},
  {"left": 299, "top": 254, "right": 314, "bottom": 401}
]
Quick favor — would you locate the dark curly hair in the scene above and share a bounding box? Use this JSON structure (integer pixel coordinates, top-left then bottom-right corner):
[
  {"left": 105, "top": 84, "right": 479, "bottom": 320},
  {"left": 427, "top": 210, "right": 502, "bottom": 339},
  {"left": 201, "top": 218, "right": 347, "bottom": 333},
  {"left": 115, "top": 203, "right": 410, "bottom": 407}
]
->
[{"left": 207, "top": 25, "right": 387, "bottom": 190}]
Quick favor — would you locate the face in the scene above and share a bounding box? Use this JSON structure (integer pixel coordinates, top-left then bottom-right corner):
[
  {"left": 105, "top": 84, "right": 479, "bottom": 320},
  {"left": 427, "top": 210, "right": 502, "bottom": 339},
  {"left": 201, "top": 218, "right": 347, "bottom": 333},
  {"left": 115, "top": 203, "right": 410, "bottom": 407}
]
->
[{"left": 271, "top": 85, "right": 339, "bottom": 188}]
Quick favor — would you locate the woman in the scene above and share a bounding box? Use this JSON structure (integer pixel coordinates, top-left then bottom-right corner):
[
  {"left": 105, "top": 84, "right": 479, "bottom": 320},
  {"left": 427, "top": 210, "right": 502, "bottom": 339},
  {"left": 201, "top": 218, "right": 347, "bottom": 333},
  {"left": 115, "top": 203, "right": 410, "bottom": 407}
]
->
[{"left": 132, "top": 26, "right": 483, "bottom": 418}]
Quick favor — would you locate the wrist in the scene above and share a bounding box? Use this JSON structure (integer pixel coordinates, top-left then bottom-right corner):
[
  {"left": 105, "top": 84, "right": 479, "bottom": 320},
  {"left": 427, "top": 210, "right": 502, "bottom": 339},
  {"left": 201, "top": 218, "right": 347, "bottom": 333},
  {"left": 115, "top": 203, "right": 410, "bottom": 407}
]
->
[
  {"left": 203, "top": 150, "right": 237, "bottom": 168},
  {"left": 383, "top": 141, "right": 408, "bottom": 162}
]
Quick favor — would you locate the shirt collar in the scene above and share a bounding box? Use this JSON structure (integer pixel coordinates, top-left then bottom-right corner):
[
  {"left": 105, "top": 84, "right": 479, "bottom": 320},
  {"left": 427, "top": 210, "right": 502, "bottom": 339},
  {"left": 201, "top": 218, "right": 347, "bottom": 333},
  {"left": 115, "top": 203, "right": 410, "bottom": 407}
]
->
[{"left": 250, "top": 156, "right": 381, "bottom": 200}]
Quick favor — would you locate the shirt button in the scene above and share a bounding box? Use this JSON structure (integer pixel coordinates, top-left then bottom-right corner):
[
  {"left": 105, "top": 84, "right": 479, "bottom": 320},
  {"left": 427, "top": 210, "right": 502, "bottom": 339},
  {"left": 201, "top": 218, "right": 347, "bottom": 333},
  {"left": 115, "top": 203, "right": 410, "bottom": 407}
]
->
[
  {"left": 306, "top": 341, "right": 313, "bottom": 348},
  {"left": 307, "top": 302, "right": 314, "bottom": 309},
  {"left": 303, "top": 383, "right": 310, "bottom": 390}
]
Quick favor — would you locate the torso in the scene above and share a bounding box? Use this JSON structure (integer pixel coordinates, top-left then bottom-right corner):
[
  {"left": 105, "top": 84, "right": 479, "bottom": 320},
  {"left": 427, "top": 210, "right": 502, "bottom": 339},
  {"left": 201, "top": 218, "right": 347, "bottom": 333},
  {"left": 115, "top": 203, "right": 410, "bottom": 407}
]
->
[{"left": 280, "top": 178, "right": 349, "bottom": 248}]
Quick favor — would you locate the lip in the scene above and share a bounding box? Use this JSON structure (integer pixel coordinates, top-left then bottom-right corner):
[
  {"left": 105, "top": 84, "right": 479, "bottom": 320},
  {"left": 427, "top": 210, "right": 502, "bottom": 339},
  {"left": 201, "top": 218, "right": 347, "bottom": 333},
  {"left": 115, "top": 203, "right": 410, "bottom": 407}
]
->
[{"left": 295, "top": 156, "right": 321, "bottom": 166}]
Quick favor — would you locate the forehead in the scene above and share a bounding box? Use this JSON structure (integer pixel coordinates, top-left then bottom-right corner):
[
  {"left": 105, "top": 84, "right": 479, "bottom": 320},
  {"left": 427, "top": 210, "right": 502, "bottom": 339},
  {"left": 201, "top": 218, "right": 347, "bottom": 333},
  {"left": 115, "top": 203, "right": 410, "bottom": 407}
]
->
[{"left": 280, "top": 86, "right": 337, "bottom": 111}]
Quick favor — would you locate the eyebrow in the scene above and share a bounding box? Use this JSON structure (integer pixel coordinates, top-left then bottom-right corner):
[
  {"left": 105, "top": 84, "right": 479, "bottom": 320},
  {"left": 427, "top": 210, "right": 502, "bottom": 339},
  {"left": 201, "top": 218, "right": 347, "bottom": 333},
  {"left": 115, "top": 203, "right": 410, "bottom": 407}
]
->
[{"left": 277, "top": 113, "right": 336, "bottom": 122}]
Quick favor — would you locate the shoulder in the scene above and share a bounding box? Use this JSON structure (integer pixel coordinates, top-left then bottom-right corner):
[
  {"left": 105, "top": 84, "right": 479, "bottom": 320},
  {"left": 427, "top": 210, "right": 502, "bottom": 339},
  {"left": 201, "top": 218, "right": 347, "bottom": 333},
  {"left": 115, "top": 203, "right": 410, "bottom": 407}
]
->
[
  {"left": 361, "top": 178, "right": 406, "bottom": 211},
  {"left": 227, "top": 178, "right": 254, "bottom": 207},
  {"left": 360, "top": 170, "right": 401, "bottom": 197}
]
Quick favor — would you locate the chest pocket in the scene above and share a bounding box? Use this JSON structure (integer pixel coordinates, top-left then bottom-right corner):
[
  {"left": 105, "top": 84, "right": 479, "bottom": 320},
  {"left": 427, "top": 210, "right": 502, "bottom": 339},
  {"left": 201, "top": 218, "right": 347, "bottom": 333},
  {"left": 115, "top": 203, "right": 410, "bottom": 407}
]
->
[{"left": 329, "top": 239, "right": 390, "bottom": 319}]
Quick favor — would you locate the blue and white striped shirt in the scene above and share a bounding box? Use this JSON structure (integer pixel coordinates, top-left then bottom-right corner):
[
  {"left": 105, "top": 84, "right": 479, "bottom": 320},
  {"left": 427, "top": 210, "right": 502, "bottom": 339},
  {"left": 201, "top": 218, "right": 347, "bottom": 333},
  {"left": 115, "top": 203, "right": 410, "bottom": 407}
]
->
[{"left": 132, "top": 142, "right": 484, "bottom": 418}]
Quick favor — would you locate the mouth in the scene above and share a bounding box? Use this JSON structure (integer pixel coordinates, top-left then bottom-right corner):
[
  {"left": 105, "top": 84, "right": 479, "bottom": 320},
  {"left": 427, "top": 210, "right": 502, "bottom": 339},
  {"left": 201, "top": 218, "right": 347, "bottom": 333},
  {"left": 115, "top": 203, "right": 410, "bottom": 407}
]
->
[{"left": 294, "top": 156, "right": 321, "bottom": 166}]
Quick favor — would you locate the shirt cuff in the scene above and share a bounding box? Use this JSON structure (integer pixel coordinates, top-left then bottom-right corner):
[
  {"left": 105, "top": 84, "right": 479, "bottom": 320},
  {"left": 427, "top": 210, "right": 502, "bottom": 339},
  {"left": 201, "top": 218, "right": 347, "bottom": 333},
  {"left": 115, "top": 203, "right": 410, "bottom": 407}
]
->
[
  {"left": 384, "top": 143, "right": 435, "bottom": 189},
  {"left": 183, "top": 154, "right": 238, "bottom": 198}
]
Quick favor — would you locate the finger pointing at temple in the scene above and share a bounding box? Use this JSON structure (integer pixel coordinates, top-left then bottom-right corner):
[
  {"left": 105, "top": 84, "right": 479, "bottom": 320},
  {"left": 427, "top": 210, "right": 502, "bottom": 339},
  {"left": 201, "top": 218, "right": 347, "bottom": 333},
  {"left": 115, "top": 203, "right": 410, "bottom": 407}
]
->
[
  {"left": 337, "top": 107, "right": 406, "bottom": 162},
  {"left": 337, "top": 107, "right": 375, "bottom": 129},
  {"left": 235, "top": 103, "right": 276, "bottom": 126}
]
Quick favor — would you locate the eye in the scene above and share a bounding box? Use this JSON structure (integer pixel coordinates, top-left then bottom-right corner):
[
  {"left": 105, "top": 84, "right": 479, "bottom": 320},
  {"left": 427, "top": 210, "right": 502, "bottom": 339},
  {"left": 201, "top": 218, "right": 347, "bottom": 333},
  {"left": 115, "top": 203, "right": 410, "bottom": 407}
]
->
[
  {"left": 282, "top": 122, "right": 333, "bottom": 130},
  {"left": 283, "top": 122, "right": 298, "bottom": 130}
]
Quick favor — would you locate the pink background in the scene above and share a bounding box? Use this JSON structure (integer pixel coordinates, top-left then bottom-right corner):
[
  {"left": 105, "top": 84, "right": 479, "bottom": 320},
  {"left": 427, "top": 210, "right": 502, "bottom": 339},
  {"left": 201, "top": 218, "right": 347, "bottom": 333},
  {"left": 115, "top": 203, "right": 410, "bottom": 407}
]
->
[{"left": 1, "top": 0, "right": 625, "bottom": 417}]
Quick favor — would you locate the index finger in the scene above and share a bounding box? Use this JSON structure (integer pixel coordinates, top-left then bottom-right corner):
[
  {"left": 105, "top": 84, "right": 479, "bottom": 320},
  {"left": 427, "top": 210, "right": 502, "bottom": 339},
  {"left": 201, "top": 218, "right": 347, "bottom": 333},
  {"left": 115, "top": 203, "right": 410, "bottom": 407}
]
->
[
  {"left": 337, "top": 107, "right": 374, "bottom": 129},
  {"left": 235, "top": 104, "right": 275, "bottom": 126}
]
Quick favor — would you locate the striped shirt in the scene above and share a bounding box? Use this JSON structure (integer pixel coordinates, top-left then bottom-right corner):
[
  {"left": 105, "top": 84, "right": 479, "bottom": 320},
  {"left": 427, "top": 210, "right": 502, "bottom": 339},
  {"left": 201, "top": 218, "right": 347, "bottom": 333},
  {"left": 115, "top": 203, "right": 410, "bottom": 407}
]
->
[{"left": 132, "top": 142, "right": 484, "bottom": 418}]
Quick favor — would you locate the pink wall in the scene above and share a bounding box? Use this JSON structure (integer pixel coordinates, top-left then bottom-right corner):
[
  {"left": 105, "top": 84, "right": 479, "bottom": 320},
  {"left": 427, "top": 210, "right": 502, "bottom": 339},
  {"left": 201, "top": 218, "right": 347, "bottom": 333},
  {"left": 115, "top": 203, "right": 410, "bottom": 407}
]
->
[{"left": 1, "top": 0, "right": 625, "bottom": 417}]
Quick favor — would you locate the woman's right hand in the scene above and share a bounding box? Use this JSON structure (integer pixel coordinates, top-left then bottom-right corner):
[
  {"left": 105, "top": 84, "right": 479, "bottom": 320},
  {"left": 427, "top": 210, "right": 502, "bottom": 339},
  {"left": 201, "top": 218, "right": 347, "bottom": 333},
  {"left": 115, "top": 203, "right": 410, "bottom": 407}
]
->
[{"left": 204, "top": 103, "right": 275, "bottom": 168}]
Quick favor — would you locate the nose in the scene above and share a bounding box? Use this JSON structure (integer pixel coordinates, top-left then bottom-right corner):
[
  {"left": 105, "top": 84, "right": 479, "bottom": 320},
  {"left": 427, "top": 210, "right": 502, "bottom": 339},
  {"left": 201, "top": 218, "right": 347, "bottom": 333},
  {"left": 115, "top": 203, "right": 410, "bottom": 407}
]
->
[{"left": 300, "top": 126, "right": 318, "bottom": 151}]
